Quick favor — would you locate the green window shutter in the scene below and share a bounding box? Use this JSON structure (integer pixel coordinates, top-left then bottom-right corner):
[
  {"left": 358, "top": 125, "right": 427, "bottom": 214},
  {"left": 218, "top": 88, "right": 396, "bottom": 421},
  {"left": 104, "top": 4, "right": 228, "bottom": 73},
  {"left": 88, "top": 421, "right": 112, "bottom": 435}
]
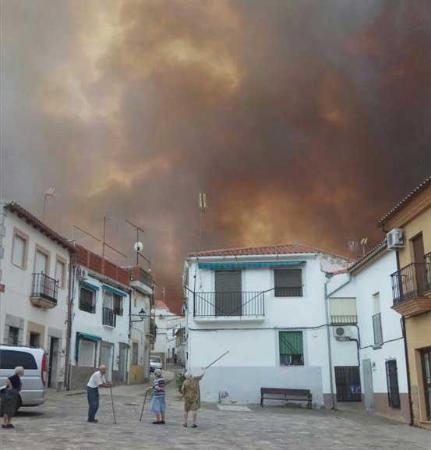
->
[{"left": 279, "top": 331, "right": 303, "bottom": 355}]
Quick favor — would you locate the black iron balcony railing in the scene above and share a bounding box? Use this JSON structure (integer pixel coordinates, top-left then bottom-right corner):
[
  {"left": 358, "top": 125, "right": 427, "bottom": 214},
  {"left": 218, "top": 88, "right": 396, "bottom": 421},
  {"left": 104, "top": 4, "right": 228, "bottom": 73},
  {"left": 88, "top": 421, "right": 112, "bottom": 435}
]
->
[
  {"left": 391, "top": 259, "right": 431, "bottom": 305},
  {"left": 31, "top": 273, "right": 58, "bottom": 304},
  {"left": 194, "top": 291, "right": 265, "bottom": 317},
  {"left": 330, "top": 315, "right": 358, "bottom": 325},
  {"left": 102, "top": 307, "right": 116, "bottom": 327}
]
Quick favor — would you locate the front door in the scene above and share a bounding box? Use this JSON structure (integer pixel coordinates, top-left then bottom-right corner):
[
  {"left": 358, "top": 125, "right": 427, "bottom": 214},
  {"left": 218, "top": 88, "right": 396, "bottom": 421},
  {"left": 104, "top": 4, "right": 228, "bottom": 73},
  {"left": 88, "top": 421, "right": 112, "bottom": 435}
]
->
[
  {"left": 335, "top": 366, "right": 361, "bottom": 402},
  {"left": 412, "top": 234, "right": 427, "bottom": 294},
  {"left": 48, "top": 337, "right": 60, "bottom": 388},
  {"left": 385, "top": 360, "right": 401, "bottom": 408},
  {"left": 421, "top": 348, "right": 431, "bottom": 420},
  {"left": 118, "top": 343, "right": 129, "bottom": 383},
  {"left": 215, "top": 270, "right": 242, "bottom": 316},
  {"left": 362, "top": 359, "right": 374, "bottom": 411},
  {"left": 99, "top": 342, "right": 114, "bottom": 381}
]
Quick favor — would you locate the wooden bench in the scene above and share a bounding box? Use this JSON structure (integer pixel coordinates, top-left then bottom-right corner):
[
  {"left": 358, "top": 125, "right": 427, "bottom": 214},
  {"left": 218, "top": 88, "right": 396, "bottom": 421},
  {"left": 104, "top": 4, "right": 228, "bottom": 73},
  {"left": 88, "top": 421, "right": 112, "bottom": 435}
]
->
[{"left": 260, "top": 387, "right": 312, "bottom": 409}]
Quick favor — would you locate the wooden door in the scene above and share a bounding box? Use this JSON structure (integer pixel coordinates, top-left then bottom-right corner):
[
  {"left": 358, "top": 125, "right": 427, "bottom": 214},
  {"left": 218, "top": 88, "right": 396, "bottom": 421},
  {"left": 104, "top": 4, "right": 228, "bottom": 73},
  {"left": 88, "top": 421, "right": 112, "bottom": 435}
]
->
[{"left": 412, "top": 234, "right": 426, "bottom": 294}]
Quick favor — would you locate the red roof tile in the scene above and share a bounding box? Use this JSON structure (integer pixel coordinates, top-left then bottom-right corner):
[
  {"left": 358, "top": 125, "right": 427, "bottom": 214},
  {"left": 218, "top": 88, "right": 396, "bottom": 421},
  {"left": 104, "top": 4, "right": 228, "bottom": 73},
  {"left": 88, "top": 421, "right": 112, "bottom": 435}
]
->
[
  {"left": 189, "top": 243, "right": 349, "bottom": 260},
  {"left": 155, "top": 300, "right": 169, "bottom": 310},
  {"left": 378, "top": 175, "right": 431, "bottom": 226}
]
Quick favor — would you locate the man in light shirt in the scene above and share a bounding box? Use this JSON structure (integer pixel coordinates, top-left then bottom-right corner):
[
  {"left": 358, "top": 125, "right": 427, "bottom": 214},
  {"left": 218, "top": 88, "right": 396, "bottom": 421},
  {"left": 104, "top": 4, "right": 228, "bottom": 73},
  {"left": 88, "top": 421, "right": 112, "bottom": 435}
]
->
[{"left": 86, "top": 365, "right": 112, "bottom": 423}]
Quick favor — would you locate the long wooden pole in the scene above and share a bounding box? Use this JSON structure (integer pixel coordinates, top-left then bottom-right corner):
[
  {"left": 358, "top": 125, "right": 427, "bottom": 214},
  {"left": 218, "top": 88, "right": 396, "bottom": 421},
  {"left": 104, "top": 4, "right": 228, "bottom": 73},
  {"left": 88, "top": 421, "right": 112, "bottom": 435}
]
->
[{"left": 204, "top": 350, "right": 230, "bottom": 370}]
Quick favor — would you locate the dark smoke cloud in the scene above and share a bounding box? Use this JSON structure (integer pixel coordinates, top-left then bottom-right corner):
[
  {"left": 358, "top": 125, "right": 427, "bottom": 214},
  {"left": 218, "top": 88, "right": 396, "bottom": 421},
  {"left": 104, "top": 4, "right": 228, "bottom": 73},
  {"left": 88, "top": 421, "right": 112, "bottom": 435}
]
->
[{"left": 3, "top": 0, "right": 431, "bottom": 312}]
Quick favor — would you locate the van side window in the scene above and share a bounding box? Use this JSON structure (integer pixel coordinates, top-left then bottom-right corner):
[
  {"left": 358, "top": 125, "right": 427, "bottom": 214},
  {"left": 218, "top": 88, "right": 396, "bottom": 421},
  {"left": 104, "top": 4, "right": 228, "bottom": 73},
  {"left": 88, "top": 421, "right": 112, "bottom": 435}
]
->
[{"left": 0, "top": 350, "right": 38, "bottom": 369}]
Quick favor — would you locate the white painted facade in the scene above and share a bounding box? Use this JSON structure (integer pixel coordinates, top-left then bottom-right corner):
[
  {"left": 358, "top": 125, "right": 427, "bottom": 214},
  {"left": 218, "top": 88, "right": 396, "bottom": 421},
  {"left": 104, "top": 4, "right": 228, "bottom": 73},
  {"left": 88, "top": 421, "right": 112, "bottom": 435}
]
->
[
  {"left": 69, "top": 268, "right": 130, "bottom": 386},
  {"left": 184, "top": 250, "right": 354, "bottom": 406},
  {"left": 129, "top": 274, "right": 153, "bottom": 383},
  {"left": 327, "top": 245, "right": 409, "bottom": 421},
  {"left": 0, "top": 204, "right": 72, "bottom": 389}
]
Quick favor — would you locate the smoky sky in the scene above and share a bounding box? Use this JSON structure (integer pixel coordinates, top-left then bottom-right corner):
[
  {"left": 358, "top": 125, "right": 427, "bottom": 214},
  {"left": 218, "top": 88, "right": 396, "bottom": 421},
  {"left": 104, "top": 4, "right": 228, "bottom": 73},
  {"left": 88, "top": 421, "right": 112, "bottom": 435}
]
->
[{"left": 2, "top": 0, "right": 431, "bottom": 312}]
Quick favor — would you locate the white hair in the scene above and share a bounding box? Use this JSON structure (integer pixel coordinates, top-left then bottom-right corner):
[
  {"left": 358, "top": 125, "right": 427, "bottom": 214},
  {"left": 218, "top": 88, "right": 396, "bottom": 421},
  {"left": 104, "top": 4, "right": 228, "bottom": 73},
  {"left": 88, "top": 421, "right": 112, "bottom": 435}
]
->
[
  {"left": 154, "top": 368, "right": 162, "bottom": 377},
  {"left": 14, "top": 366, "right": 24, "bottom": 375}
]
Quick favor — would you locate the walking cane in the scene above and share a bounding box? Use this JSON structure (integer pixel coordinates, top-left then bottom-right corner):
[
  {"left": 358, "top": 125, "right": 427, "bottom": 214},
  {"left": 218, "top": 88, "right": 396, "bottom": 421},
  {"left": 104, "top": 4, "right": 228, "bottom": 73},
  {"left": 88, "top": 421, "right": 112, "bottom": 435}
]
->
[
  {"left": 139, "top": 390, "right": 150, "bottom": 422},
  {"left": 109, "top": 385, "right": 117, "bottom": 425}
]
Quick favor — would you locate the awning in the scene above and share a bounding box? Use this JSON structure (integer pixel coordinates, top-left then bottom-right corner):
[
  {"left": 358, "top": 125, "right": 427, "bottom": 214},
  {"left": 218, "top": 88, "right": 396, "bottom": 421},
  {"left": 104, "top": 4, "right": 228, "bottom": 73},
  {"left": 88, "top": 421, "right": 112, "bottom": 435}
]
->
[
  {"left": 102, "top": 284, "right": 128, "bottom": 297},
  {"left": 198, "top": 261, "right": 305, "bottom": 270},
  {"left": 81, "top": 281, "right": 100, "bottom": 292}
]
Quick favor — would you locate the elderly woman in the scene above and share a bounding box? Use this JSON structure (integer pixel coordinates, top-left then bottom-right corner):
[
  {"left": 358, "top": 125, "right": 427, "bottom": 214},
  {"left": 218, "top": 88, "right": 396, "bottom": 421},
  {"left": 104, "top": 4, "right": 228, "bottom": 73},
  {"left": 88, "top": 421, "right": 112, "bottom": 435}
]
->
[
  {"left": 181, "top": 369, "right": 205, "bottom": 428},
  {"left": 1, "top": 366, "right": 24, "bottom": 429},
  {"left": 151, "top": 369, "right": 166, "bottom": 424}
]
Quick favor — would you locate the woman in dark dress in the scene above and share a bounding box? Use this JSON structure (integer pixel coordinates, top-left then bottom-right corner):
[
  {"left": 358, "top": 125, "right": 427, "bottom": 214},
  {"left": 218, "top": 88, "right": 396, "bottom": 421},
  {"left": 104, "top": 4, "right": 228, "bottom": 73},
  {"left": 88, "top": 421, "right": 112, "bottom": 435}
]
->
[{"left": 1, "top": 366, "right": 24, "bottom": 429}]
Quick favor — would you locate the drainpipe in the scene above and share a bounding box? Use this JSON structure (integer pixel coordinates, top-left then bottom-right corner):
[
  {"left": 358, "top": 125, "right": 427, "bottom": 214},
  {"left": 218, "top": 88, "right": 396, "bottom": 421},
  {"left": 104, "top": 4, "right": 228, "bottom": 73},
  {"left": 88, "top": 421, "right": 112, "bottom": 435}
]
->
[
  {"left": 324, "top": 276, "right": 336, "bottom": 410},
  {"left": 64, "top": 255, "right": 76, "bottom": 391}
]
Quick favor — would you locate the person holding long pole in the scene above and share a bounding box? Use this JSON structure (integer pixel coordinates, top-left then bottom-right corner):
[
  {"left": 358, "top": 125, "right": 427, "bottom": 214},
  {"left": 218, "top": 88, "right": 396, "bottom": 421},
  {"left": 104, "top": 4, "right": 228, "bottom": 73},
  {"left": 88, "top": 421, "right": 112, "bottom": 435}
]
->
[
  {"left": 86, "top": 365, "right": 112, "bottom": 423},
  {"left": 181, "top": 369, "right": 205, "bottom": 428}
]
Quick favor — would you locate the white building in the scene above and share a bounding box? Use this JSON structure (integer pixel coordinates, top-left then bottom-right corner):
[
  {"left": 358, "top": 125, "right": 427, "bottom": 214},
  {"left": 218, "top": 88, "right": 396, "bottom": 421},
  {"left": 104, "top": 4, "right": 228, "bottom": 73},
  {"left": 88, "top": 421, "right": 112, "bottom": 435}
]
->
[
  {"left": 153, "top": 300, "right": 184, "bottom": 365},
  {"left": 327, "top": 242, "right": 410, "bottom": 422},
  {"left": 0, "top": 202, "right": 74, "bottom": 389},
  {"left": 68, "top": 245, "right": 131, "bottom": 389},
  {"left": 184, "top": 244, "right": 354, "bottom": 406},
  {"left": 129, "top": 266, "right": 154, "bottom": 383}
]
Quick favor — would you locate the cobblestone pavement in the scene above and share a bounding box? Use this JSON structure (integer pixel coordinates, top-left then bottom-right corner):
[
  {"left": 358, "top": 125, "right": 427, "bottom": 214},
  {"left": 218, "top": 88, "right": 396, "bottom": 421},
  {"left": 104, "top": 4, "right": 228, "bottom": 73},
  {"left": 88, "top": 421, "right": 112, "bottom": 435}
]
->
[{"left": 0, "top": 382, "right": 430, "bottom": 450}]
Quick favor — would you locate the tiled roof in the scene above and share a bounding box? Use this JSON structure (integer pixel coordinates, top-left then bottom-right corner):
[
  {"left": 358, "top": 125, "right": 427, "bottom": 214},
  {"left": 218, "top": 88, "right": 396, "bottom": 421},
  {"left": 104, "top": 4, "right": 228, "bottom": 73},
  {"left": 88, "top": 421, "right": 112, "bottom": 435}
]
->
[
  {"left": 348, "top": 240, "right": 387, "bottom": 273},
  {"left": 189, "top": 243, "right": 349, "bottom": 260},
  {"left": 5, "top": 201, "right": 75, "bottom": 251},
  {"left": 378, "top": 175, "right": 431, "bottom": 226},
  {"left": 155, "top": 300, "right": 169, "bottom": 310}
]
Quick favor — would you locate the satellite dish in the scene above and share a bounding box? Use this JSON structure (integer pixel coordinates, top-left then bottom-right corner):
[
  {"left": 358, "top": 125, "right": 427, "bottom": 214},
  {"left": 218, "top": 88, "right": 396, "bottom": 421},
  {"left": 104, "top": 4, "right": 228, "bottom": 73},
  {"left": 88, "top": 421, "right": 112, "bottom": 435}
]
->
[{"left": 134, "top": 241, "right": 144, "bottom": 252}]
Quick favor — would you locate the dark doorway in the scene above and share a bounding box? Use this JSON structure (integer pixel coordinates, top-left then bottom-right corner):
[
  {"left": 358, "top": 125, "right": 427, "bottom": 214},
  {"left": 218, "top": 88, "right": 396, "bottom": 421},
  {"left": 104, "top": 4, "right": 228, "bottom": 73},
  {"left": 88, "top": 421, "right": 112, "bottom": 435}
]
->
[
  {"left": 385, "top": 360, "right": 401, "bottom": 408},
  {"left": 412, "top": 234, "right": 427, "bottom": 294},
  {"left": 48, "top": 337, "right": 60, "bottom": 388},
  {"left": 335, "top": 366, "right": 361, "bottom": 402},
  {"left": 215, "top": 270, "right": 242, "bottom": 316},
  {"left": 421, "top": 348, "right": 431, "bottom": 420}
]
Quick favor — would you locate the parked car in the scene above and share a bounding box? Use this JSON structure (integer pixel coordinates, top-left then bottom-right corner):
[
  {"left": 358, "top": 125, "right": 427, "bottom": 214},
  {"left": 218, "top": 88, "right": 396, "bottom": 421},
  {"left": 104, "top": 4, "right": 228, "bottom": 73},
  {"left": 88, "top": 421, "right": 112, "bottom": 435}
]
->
[
  {"left": 149, "top": 356, "right": 162, "bottom": 372},
  {"left": 0, "top": 345, "right": 47, "bottom": 413}
]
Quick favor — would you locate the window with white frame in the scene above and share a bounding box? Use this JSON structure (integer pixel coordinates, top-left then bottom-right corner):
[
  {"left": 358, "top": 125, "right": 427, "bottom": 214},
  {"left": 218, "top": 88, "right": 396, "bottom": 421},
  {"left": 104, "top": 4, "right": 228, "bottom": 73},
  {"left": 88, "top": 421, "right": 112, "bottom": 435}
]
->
[
  {"left": 12, "top": 231, "right": 27, "bottom": 269},
  {"left": 372, "top": 292, "right": 383, "bottom": 347},
  {"left": 55, "top": 259, "right": 66, "bottom": 289},
  {"left": 34, "top": 249, "right": 49, "bottom": 274}
]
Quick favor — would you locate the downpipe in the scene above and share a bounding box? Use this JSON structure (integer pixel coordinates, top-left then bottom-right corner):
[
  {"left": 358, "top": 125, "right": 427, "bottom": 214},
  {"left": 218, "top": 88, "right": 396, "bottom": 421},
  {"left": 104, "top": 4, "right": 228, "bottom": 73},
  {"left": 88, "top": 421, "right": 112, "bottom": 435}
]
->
[{"left": 324, "top": 276, "right": 336, "bottom": 410}]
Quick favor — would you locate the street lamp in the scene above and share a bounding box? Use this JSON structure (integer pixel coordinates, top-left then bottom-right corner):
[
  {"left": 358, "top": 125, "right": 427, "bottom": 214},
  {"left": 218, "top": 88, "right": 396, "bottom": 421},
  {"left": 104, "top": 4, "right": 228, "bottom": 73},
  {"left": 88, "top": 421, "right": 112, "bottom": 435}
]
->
[{"left": 130, "top": 307, "right": 155, "bottom": 323}]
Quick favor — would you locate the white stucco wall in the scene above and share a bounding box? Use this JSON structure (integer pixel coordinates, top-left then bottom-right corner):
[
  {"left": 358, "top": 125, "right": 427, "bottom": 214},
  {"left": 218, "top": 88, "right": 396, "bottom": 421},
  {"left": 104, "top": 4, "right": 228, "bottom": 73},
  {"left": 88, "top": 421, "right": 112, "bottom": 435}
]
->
[
  {"left": 70, "top": 270, "right": 130, "bottom": 374},
  {"left": 185, "top": 253, "right": 355, "bottom": 405},
  {"left": 0, "top": 210, "right": 71, "bottom": 384},
  {"left": 328, "top": 249, "right": 408, "bottom": 395}
]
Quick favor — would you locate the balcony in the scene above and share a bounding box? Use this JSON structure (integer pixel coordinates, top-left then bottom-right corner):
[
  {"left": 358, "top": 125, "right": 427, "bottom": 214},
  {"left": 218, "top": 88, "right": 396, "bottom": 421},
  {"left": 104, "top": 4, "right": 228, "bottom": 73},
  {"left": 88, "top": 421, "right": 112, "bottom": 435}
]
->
[
  {"left": 30, "top": 273, "right": 58, "bottom": 309},
  {"left": 391, "top": 257, "right": 431, "bottom": 317},
  {"left": 129, "top": 267, "right": 153, "bottom": 294},
  {"left": 193, "top": 291, "right": 265, "bottom": 322},
  {"left": 102, "top": 307, "right": 116, "bottom": 327}
]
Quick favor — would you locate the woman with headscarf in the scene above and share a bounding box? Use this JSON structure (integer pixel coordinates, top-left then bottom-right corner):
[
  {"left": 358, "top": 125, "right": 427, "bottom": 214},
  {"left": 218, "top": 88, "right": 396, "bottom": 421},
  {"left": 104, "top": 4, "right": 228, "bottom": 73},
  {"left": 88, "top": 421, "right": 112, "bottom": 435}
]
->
[
  {"left": 151, "top": 369, "right": 166, "bottom": 424},
  {"left": 181, "top": 369, "right": 205, "bottom": 428},
  {"left": 1, "top": 366, "right": 24, "bottom": 429}
]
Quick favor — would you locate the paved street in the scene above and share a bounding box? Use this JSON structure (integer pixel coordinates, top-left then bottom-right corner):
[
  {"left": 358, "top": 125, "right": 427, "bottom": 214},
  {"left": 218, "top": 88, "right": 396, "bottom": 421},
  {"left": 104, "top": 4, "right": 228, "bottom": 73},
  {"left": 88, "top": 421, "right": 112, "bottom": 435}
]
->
[{"left": 1, "top": 381, "right": 430, "bottom": 450}]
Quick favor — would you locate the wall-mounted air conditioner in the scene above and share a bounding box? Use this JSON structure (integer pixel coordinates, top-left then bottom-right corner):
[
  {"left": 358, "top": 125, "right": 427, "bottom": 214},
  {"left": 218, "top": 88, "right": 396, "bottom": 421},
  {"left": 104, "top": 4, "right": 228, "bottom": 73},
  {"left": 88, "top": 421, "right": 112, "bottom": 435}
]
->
[
  {"left": 387, "top": 228, "right": 404, "bottom": 249},
  {"left": 333, "top": 326, "right": 355, "bottom": 341}
]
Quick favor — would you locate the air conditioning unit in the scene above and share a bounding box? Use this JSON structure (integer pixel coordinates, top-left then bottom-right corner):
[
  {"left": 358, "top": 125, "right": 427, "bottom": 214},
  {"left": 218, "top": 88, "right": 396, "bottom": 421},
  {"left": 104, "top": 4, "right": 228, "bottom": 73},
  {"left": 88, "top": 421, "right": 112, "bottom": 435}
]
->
[
  {"left": 387, "top": 228, "right": 404, "bottom": 249},
  {"left": 333, "top": 326, "right": 355, "bottom": 341}
]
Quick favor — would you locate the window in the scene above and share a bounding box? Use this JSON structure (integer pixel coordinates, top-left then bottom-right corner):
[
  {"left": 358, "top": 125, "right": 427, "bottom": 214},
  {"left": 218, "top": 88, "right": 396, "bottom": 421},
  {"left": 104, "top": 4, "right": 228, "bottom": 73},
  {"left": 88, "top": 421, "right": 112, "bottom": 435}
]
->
[
  {"left": 0, "top": 350, "right": 37, "bottom": 369},
  {"left": 279, "top": 331, "right": 304, "bottom": 365},
  {"left": 55, "top": 259, "right": 66, "bottom": 289},
  {"left": 113, "top": 294, "right": 123, "bottom": 316},
  {"left": 102, "top": 290, "right": 116, "bottom": 327},
  {"left": 29, "top": 332, "right": 41, "bottom": 347},
  {"left": 372, "top": 293, "right": 383, "bottom": 347},
  {"left": 79, "top": 287, "right": 96, "bottom": 313},
  {"left": 12, "top": 232, "right": 27, "bottom": 269},
  {"left": 34, "top": 249, "right": 49, "bottom": 274},
  {"left": 77, "top": 339, "right": 97, "bottom": 367},
  {"left": 132, "top": 342, "right": 139, "bottom": 365},
  {"left": 274, "top": 269, "right": 303, "bottom": 297},
  {"left": 8, "top": 326, "right": 19, "bottom": 346},
  {"left": 386, "top": 360, "right": 401, "bottom": 408}
]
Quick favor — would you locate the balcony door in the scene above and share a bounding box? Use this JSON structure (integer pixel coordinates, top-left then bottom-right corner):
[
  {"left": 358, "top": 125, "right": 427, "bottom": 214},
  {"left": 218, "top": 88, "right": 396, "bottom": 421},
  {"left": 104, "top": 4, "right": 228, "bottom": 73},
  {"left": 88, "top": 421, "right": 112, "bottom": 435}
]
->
[
  {"left": 215, "top": 270, "right": 242, "bottom": 316},
  {"left": 412, "top": 234, "right": 426, "bottom": 294},
  {"left": 35, "top": 250, "right": 48, "bottom": 274},
  {"left": 422, "top": 348, "right": 431, "bottom": 420}
]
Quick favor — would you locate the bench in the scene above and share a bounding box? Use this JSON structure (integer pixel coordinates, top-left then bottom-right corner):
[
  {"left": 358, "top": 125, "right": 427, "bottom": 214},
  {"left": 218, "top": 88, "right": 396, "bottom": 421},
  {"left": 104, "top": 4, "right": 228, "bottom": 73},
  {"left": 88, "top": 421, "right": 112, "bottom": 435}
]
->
[{"left": 260, "top": 387, "right": 312, "bottom": 409}]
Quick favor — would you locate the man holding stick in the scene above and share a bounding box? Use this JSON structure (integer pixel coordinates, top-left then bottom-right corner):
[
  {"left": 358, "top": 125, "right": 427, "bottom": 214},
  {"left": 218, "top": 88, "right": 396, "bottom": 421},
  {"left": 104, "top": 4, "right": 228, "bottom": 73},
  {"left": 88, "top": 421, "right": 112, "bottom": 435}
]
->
[{"left": 86, "top": 365, "right": 112, "bottom": 423}]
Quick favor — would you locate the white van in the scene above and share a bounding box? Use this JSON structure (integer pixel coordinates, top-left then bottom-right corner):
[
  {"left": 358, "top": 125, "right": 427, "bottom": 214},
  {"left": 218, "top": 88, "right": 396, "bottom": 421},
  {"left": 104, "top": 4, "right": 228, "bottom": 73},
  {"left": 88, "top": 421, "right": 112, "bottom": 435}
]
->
[{"left": 0, "top": 345, "right": 47, "bottom": 412}]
